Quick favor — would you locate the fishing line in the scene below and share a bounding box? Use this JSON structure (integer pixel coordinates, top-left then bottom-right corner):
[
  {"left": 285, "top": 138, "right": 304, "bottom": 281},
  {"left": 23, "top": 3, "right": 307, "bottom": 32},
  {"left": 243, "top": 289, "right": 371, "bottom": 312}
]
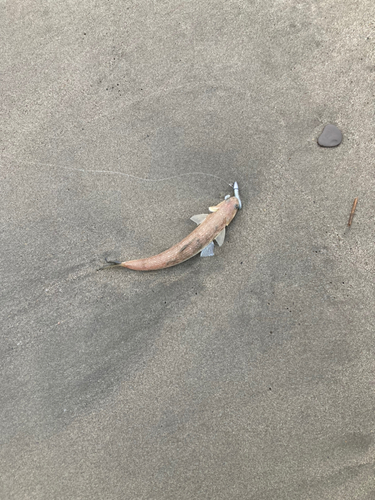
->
[
  {"left": 52, "top": 165, "right": 233, "bottom": 187},
  {"left": 2, "top": 155, "right": 234, "bottom": 187}
]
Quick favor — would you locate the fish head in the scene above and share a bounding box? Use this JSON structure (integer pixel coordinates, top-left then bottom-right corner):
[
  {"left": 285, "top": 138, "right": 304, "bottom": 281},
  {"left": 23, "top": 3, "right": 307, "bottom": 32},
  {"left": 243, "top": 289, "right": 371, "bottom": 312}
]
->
[{"left": 209, "top": 196, "right": 239, "bottom": 224}]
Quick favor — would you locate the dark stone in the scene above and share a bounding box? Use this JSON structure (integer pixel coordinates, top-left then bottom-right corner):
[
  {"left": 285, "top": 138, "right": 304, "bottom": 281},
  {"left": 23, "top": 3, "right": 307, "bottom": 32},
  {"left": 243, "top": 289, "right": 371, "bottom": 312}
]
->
[{"left": 317, "top": 124, "right": 343, "bottom": 147}]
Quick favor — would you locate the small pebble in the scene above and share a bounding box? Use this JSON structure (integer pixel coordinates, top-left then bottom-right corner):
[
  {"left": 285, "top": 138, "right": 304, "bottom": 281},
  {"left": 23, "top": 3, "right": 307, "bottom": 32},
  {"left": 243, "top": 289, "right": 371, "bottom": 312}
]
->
[{"left": 317, "top": 124, "right": 343, "bottom": 147}]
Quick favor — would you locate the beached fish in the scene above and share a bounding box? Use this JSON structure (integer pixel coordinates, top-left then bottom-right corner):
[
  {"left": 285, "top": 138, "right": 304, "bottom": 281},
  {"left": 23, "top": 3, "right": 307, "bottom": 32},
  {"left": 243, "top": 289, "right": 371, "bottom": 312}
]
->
[{"left": 103, "top": 182, "right": 242, "bottom": 271}]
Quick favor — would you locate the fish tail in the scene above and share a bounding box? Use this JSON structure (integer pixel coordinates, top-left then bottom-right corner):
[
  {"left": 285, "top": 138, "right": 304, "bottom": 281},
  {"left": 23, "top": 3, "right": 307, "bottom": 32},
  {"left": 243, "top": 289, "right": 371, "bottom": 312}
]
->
[{"left": 98, "top": 258, "right": 125, "bottom": 270}]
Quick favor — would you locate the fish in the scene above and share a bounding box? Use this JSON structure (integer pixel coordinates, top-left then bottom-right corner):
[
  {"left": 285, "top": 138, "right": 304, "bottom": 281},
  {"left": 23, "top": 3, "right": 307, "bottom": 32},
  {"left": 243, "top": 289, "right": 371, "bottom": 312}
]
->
[{"left": 103, "top": 182, "right": 242, "bottom": 272}]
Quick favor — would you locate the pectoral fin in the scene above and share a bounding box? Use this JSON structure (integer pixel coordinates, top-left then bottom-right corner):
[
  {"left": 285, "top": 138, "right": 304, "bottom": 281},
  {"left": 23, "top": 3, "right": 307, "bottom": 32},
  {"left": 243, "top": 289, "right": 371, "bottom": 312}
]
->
[
  {"left": 214, "top": 228, "right": 226, "bottom": 247},
  {"left": 190, "top": 214, "right": 209, "bottom": 225},
  {"left": 200, "top": 241, "right": 215, "bottom": 257},
  {"left": 209, "top": 205, "right": 220, "bottom": 213}
]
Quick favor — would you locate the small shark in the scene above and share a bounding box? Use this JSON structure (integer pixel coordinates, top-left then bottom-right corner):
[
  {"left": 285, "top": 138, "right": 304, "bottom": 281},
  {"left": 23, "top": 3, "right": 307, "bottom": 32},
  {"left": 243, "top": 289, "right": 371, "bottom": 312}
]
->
[{"left": 103, "top": 182, "right": 242, "bottom": 271}]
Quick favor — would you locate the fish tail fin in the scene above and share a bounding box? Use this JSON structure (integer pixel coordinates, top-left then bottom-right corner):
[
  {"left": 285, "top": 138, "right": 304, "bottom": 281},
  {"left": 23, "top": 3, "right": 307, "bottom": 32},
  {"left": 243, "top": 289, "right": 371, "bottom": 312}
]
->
[{"left": 98, "top": 258, "right": 125, "bottom": 270}]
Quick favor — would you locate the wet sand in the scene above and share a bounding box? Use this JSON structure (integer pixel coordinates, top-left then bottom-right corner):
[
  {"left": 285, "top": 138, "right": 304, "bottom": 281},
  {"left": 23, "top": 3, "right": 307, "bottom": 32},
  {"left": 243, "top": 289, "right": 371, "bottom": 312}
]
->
[{"left": 1, "top": 1, "right": 375, "bottom": 498}]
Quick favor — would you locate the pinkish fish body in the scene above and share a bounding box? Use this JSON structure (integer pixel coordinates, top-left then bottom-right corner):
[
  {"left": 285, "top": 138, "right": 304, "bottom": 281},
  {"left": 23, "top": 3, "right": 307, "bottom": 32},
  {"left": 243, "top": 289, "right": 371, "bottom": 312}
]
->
[{"left": 104, "top": 193, "right": 240, "bottom": 271}]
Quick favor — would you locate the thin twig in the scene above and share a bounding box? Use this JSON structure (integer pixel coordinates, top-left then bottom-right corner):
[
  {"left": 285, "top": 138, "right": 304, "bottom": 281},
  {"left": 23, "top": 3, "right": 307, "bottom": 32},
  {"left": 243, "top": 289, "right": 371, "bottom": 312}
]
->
[{"left": 348, "top": 197, "right": 358, "bottom": 226}]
